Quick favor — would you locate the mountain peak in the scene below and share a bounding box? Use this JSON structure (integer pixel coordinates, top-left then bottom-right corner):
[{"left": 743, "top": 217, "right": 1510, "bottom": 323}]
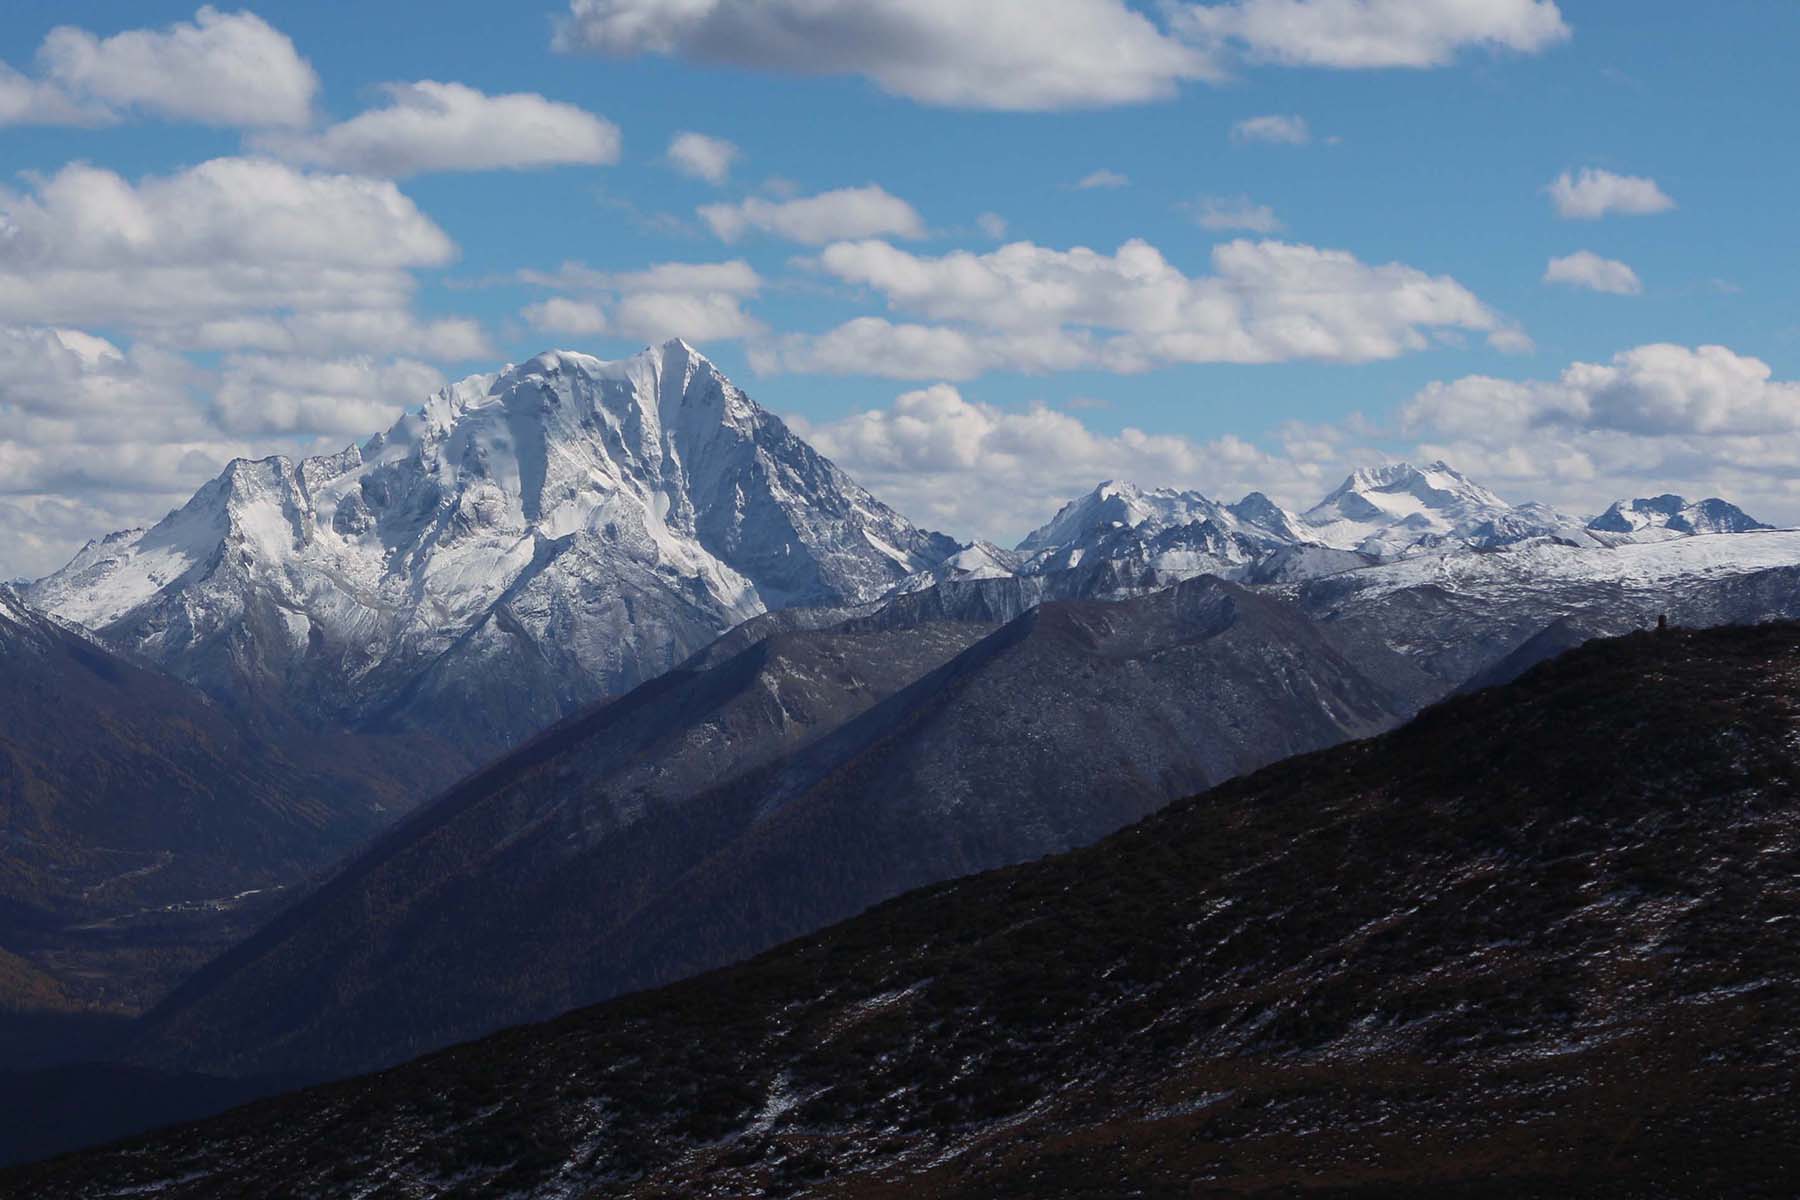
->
[
  {"left": 1327, "top": 460, "right": 1483, "bottom": 502},
  {"left": 1018, "top": 479, "right": 1237, "bottom": 550},
  {"left": 1227, "top": 491, "right": 1306, "bottom": 542},
  {"left": 1010, "top": 460, "right": 1775, "bottom": 593},
  {"left": 513, "top": 339, "right": 711, "bottom": 378},
  {"left": 1589, "top": 494, "right": 1770, "bottom": 537},
  {"left": 30, "top": 345, "right": 952, "bottom": 751},
  {"left": 1302, "top": 460, "right": 1563, "bottom": 555},
  {"left": 1093, "top": 479, "right": 1142, "bottom": 501}
]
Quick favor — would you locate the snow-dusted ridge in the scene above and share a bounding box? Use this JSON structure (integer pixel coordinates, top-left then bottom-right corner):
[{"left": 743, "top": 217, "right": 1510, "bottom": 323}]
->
[
  {"left": 0, "top": 583, "right": 28, "bottom": 627},
  {"left": 889, "top": 540, "right": 1024, "bottom": 595},
  {"left": 903, "top": 461, "right": 1784, "bottom": 600},
  {"left": 1297, "top": 528, "right": 1800, "bottom": 600},
  {"left": 30, "top": 340, "right": 955, "bottom": 750}
]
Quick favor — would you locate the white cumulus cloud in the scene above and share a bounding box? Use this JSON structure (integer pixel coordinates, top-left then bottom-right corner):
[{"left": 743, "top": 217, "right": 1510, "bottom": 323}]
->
[
  {"left": 521, "top": 298, "right": 611, "bottom": 337},
  {"left": 0, "top": 326, "right": 455, "bottom": 577},
  {"left": 255, "top": 81, "right": 621, "bottom": 176},
  {"left": 0, "top": 62, "right": 109, "bottom": 126},
  {"left": 519, "top": 259, "right": 765, "bottom": 343},
  {"left": 183, "top": 311, "right": 490, "bottom": 360},
  {"left": 666, "top": 131, "right": 741, "bottom": 184},
  {"left": 1402, "top": 345, "right": 1800, "bottom": 525},
  {"left": 1546, "top": 168, "right": 1675, "bottom": 219},
  {"left": 759, "top": 236, "right": 1522, "bottom": 378},
  {"left": 699, "top": 185, "right": 925, "bottom": 244},
  {"left": 1075, "top": 169, "right": 1131, "bottom": 189},
  {"left": 1543, "top": 250, "right": 1642, "bottom": 295},
  {"left": 0, "top": 158, "right": 475, "bottom": 355},
  {"left": 552, "top": 0, "right": 1567, "bottom": 114},
  {"left": 1407, "top": 344, "right": 1800, "bottom": 440},
  {"left": 3, "top": 6, "right": 319, "bottom": 129},
  {"left": 213, "top": 354, "right": 444, "bottom": 438}
]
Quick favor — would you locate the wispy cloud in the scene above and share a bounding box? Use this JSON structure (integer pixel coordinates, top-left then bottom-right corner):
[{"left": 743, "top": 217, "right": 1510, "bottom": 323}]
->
[{"left": 1231, "top": 113, "right": 1310, "bottom": 144}]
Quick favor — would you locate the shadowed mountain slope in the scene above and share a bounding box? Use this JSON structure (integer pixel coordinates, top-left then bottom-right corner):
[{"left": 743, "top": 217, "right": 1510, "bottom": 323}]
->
[
  {"left": 125, "top": 577, "right": 1420, "bottom": 1083},
  {"left": 0, "top": 589, "right": 464, "bottom": 1021},
  {"left": 10, "top": 621, "right": 1799, "bottom": 1196}
]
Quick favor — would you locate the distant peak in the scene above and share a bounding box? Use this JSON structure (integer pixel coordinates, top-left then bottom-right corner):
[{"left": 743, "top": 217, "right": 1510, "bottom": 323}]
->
[
  {"left": 1588, "top": 493, "right": 1770, "bottom": 535},
  {"left": 1331, "top": 460, "right": 1482, "bottom": 498},
  {"left": 1349, "top": 461, "right": 1419, "bottom": 486},
  {"left": 1232, "top": 490, "right": 1281, "bottom": 513}
]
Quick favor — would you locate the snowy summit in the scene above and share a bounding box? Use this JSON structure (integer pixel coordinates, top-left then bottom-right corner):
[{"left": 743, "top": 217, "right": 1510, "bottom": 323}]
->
[{"left": 29, "top": 341, "right": 954, "bottom": 750}]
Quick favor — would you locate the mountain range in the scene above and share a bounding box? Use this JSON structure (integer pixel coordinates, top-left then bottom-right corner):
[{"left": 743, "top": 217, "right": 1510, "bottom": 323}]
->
[
  {"left": 123, "top": 575, "right": 1421, "bottom": 1082},
  {"left": 108, "top": 510, "right": 1800, "bottom": 1085},
  {"left": 14, "top": 343, "right": 1795, "bottom": 1051},
  {"left": 7, "top": 341, "right": 1800, "bottom": 1174},
  {"left": 25, "top": 342, "right": 1776, "bottom": 760},
  {"left": 960, "top": 460, "right": 1772, "bottom": 594},
  {"left": 11, "top": 621, "right": 1797, "bottom": 1198}
]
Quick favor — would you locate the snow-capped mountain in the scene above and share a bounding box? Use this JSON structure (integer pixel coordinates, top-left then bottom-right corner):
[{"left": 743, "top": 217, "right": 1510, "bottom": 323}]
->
[
  {"left": 1001, "top": 462, "right": 1573, "bottom": 590},
  {"left": 30, "top": 341, "right": 955, "bottom": 751},
  {"left": 1015, "top": 481, "right": 1307, "bottom": 580},
  {"left": 950, "top": 462, "right": 1777, "bottom": 600},
  {"left": 890, "top": 540, "right": 1024, "bottom": 595},
  {"left": 1298, "top": 461, "right": 1584, "bottom": 556},
  {"left": 1588, "top": 494, "right": 1772, "bottom": 542}
]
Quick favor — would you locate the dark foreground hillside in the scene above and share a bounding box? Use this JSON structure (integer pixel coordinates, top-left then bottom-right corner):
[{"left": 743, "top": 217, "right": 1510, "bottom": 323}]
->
[{"left": 10, "top": 623, "right": 1800, "bottom": 1197}]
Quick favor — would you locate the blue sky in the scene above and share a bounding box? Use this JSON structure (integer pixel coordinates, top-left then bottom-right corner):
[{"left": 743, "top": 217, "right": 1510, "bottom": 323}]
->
[{"left": 2, "top": 1, "right": 1797, "bottom": 575}]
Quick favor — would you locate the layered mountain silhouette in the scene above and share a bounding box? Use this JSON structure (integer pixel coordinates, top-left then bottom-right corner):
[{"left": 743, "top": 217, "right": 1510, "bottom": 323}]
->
[
  {"left": 107, "top": 507, "right": 1800, "bottom": 1087},
  {"left": 124, "top": 576, "right": 1421, "bottom": 1082},
  {"left": 12, "top": 622, "right": 1798, "bottom": 1198}
]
